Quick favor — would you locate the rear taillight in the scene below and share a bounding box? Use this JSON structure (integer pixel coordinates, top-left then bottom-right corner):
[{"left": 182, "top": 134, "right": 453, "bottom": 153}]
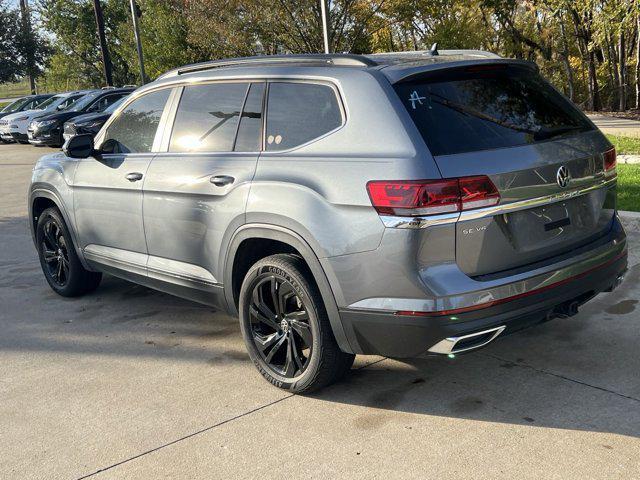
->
[
  {"left": 604, "top": 147, "right": 616, "bottom": 171},
  {"left": 367, "top": 175, "right": 500, "bottom": 216}
]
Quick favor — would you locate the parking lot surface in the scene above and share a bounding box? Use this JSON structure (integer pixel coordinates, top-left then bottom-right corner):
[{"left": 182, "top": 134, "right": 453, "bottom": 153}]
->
[{"left": 1, "top": 143, "right": 639, "bottom": 479}]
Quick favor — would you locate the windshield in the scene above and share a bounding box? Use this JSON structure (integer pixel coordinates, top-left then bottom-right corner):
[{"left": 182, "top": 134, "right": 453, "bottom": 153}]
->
[
  {"left": 68, "top": 91, "right": 101, "bottom": 112},
  {"left": 394, "top": 64, "right": 594, "bottom": 156},
  {"left": 104, "top": 96, "right": 127, "bottom": 114},
  {"left": 1, "top": 98, "right": 29, "bottom": 113},
  {"left": 34, "top": 95, "right": 63, "bottom": 110}
]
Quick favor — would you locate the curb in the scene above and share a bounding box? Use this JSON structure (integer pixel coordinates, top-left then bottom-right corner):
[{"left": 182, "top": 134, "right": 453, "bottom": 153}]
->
[
  {"left": 619, "top": 210, "right": 640, "bottom": 219},
  {"left": 618, "top": 154, "right": 640, "bottom": 164}
]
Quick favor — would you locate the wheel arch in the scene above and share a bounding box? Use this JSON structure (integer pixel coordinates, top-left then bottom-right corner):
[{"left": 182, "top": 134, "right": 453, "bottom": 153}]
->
[
  {"left": 29, "top": 187, "right": 92, "bottom": 271},
  {"left": 224, "top": 224, "right": 354, "bottom": 354}
]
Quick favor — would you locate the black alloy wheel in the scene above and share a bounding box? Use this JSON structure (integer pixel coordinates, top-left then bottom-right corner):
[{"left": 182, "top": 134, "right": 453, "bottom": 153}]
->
[
  {"left": 40, "top": 216, "right": 70, "bottom": 287},
  {"left": 239, "top": 254, "right": 355, "bottom": 393},
  {"left": 36, "top": 207, "right": 102, "bottom": 297},
  {"left": 249, "top": 275, "right": 313, "bottom": 378}
]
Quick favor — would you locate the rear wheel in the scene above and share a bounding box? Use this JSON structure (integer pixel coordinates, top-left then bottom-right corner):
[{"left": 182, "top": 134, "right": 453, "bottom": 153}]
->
[
  {"left": 239, "top": 254, "right": 354, "bottom": 393},
  {"left": 36, "top": 207, "right": 102, "bottom": 297}
]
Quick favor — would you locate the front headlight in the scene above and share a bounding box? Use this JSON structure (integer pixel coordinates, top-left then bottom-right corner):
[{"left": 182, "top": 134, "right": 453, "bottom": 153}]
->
[{"left": 36, "top": 119, "right": 59, "bottom": 128}]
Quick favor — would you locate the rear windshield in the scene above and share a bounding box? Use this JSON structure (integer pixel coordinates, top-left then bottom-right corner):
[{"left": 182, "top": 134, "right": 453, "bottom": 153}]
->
[{"left": 394, "top": 65, "right": 594, "bottom": 156}]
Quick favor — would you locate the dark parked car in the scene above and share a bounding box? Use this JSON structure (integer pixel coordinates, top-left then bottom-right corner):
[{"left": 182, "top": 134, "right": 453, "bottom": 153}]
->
[
  {"left": 28, "top": 87, "right": 134, "bottom": 147},
  {"left": 62, "top": 95, "right": 129, "bottom": 143},
  {"left": 0, "top": 94, "right": 53, "bottom": 142}
]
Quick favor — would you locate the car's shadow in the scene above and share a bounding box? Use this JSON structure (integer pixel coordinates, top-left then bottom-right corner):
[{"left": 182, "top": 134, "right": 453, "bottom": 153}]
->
[{"left": 2, "top": 215, "right": 639, "bottom": 439}]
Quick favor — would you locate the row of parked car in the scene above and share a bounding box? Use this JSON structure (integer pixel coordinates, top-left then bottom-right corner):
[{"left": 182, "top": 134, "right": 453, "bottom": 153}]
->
[{"left": 0, "top": 86, "right": 135, "bottom": 148}]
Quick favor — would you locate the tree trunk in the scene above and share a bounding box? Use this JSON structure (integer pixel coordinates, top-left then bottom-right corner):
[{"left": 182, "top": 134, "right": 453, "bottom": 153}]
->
[
  {"left": 607, "top": 33, "right": 619, "bottom": 110},
  {"left": 19, "top": 0, "right": 36, "bottom": 94},
  {"left": 559, "top": 17, "right": 574, "bottom": 101},
  {"left": 588, "top": 49, "right": 601, "bottom": 111},
  {"left": 637, "top": 13, "right": 640, "bottom": 109},
  {"left": 619, "top": 30, "right": 627, "bottom": 111}
]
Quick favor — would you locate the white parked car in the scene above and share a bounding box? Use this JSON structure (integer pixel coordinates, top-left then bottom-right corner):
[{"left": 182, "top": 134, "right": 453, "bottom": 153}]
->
[{"left": 0, "top": 91, "right": 93, "bottom": 144}]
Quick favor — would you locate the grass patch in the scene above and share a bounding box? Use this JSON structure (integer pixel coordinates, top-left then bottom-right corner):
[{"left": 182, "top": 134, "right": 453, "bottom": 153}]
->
[
  {"left": 606, "top": 134, "right": 640, "bottom": 155},
  {"left": 617, "top": 164, "right": 640, "bottom": 212},
  {"left": 0, "top": 79, "right": 31, "bottom": 99}
]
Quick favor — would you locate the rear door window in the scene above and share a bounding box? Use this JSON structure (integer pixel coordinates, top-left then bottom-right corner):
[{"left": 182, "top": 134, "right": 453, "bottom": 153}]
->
[
  {"left": 169, "top": 82, "right": 248, "bottom": 152},
  {"left": 265, "top": 82, "right": 342, "bottom": 151},
  {"left": 394, "top": 65, "right": 594, "bottom": 156}
]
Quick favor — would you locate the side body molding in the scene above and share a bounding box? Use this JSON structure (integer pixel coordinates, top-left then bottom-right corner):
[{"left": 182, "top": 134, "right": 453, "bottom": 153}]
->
[{"left": 223, "top": 224, "right": 355, "bottom": 354}]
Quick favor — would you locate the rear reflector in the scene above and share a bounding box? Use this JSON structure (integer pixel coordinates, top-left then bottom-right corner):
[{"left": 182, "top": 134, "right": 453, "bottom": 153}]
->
[
  {"left": 604, "top": 147, "right": 616, "bottom": 171},
  {"left": 367, "top": 176, "right": 499, "bottom": 216}
]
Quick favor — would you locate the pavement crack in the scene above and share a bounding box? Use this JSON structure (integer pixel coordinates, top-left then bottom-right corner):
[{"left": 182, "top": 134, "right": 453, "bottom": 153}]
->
[
  {"left": 77, "top": 357, "right": 386, "bottom": 478},
  {"left": 76, "top": 394, "right": 294, "bottom": 479},
  {"left": 482, "top": 352, "right": 640, "bottom": 404}
]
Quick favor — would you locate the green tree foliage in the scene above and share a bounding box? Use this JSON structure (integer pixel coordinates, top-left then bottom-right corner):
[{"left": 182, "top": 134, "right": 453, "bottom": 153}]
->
[
  {"left": 0, "top": 0, "right": 50, "bottom": 84},
  {"left": 20, "top": 0, "right": 640, "bottom": 112}
]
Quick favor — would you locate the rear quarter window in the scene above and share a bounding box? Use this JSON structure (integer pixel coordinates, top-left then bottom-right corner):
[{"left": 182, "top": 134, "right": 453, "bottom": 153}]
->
[
  {"left": 265, "top": 82, "right": 342, "bottom": 151},
  {"left": 394, "top": 65, "right": 594, "bottom": 156}
]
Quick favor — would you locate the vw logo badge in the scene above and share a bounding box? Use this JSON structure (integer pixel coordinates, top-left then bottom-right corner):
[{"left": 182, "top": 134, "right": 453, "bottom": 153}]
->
[{"left": 556, "top": 166, "right": 570, "bottom": 188}]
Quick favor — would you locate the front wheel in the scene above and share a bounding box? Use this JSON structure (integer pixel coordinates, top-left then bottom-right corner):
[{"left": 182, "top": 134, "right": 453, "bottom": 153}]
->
[
  {"left": 239, "top": 254, "right": 354, "bottom": 393},
  {"left": 36, "top": 207, "right": 102, "bottom": 297}
]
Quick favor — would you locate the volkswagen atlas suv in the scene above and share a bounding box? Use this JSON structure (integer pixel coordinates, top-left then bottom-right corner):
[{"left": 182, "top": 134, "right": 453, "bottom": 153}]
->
[{"left": 28, "top": 51, "right": 627, "bottom": 393}]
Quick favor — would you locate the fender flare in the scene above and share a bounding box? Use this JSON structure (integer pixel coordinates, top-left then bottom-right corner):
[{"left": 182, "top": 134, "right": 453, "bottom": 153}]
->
[
  {"left": 29, "top": 187, "right": 93, "bottom": 271},
  {"left": 223, "top": 223, "right": 355, "bottom": 354}
]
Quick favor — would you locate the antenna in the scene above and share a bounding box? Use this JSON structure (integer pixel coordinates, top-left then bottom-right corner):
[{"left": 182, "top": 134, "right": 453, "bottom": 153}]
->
[{"left": 430, "top": 43, "right": 439, "bottom": 56}]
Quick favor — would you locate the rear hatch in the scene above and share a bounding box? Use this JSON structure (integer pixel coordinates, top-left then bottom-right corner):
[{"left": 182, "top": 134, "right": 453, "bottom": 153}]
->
[{"left": 394, "top": 62, "right": 616, "bottom": 277}]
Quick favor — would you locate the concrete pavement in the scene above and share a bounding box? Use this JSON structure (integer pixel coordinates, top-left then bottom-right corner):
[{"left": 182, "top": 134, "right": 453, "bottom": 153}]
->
[
  {"left": 588, "top": 113, "right": 640, "bottom": 137},
  {"left": 1, "top": 143, "right": 639, "bottom": 479}
]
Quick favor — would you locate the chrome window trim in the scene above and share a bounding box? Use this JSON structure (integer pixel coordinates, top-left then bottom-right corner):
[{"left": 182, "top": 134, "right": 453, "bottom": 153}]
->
[{"left": 381, "top": 176, "right": 617, "bottom": 229}]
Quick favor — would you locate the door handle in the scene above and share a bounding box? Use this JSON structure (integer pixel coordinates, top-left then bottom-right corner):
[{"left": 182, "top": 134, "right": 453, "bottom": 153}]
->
[
  {"left": 210, "top": 175, "right": 235, "bottom": 187},
  {"left": 125, "top": 172, "right": 144, "bottom": 182}
]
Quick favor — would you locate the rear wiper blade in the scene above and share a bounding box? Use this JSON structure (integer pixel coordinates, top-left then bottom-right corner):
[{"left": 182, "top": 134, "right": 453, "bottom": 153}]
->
[{"left": 533, "top": 126, "right": 582, "bottom": 141}]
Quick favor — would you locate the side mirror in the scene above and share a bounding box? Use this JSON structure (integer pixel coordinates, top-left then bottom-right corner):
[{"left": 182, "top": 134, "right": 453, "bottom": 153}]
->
[{"left": 63, "top": 134, "right": 94, "bottom": 159}]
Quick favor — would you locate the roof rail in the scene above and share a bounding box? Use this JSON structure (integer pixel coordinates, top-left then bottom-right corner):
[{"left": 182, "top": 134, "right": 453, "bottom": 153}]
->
[{"left": 158, "top": 54, "right": 378, "bottom": 79}]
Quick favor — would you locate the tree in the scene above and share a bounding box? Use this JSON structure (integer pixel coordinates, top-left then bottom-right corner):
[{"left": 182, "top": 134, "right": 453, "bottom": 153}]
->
[{"left": 0, "top": 0, "right": 49, "bottom": 85}]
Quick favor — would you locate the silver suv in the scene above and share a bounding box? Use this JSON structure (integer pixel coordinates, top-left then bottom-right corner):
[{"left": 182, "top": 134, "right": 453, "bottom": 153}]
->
[{"left": 29, "top": 52, "right": 627, "bottom": 392}]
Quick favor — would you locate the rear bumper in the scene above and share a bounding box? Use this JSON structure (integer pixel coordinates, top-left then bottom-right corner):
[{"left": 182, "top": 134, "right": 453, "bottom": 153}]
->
[{"left": 338, "top": 225, "right": 627, "bottom": 357}]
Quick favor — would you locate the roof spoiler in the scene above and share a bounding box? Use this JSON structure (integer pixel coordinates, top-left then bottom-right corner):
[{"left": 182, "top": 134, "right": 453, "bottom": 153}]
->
[{"left": 386, "top": 59, "right": 538, "bottom": 84}]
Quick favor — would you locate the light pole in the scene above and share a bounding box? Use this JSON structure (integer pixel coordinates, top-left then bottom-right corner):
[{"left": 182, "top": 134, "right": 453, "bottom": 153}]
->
[
  {"left": 320, "top": 0, "right": 330, "bottom": 54},
  {"left": 92, "top": 0, "right": 113, "bottom": 86},
  {"left": 129, "top": 0, "right": 146, "bottom": 84}
]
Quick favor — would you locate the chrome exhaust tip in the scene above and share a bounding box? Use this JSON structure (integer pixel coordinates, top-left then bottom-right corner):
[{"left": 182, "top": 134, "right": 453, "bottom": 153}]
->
[
  {"left": 605, "top": 271, "right": 626, "bottom": 292},
  {"left": 428, "top": 325, "right": 506, "bottom": 355}
]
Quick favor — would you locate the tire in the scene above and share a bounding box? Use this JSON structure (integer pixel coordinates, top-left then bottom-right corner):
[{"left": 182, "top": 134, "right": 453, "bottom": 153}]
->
[
  {"left": 239, "top": 254, "right": 355, "bottom": 393},
  {"left": 36, "top": 207, "right": 102, "bottom": 297}
]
